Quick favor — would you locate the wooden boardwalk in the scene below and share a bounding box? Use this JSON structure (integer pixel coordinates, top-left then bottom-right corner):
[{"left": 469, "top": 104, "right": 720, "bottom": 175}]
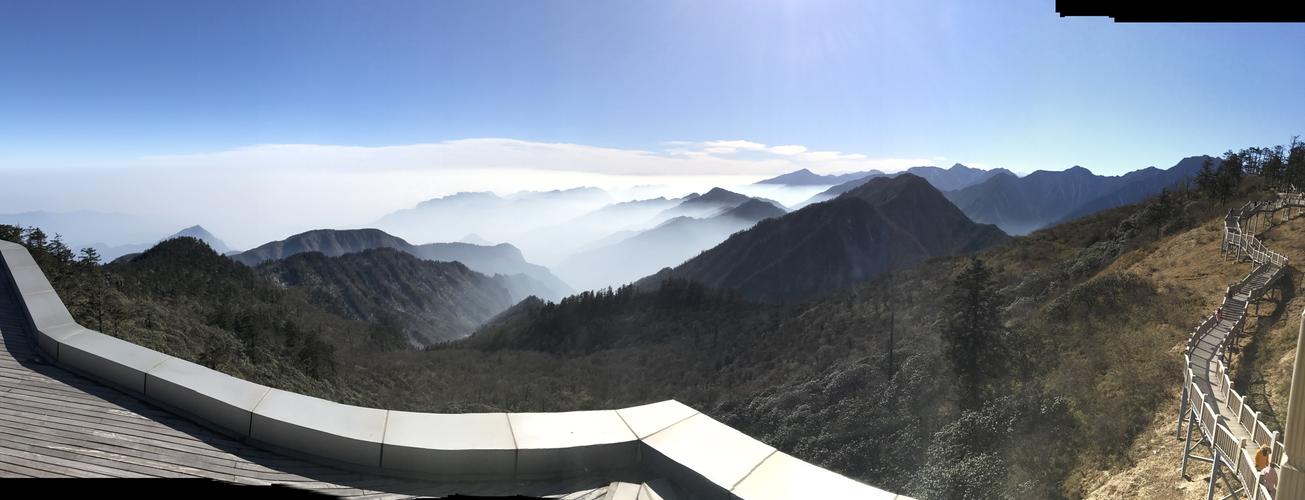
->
[
  {"left": 1178, "top": 195, "right": 1304, "bottom": 500},
  {"left": 1186, "top": 265, "right": 1276, "bottom": 459},
  {"left": 0, "top": 261, "right": 629, "bottom": 497}
]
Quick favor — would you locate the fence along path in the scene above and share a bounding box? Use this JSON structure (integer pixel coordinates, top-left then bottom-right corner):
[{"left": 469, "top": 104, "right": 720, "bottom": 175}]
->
[{"left": 1178, "top": 192, "right": 1305, "bottom": 500}]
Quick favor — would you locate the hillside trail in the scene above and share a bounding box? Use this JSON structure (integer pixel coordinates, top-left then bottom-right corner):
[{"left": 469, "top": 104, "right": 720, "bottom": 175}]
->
[{"left": 1080, "top": 213, "right": 1305, "bottom": 500}]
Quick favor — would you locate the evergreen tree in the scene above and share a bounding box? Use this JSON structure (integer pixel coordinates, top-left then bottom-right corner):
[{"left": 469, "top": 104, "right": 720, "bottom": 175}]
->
[
  {"left": 1219, "top": 150, "right": 1244, "bottom": 190},
  {"left": 0, "top": 224, "right": 20, "bottom": 243},
  {"left": 1197, "top": 154, "right": 1243, "bottom": 202},
  {"left": 943, "top": 257, "right": 1004, "bottom": 409},
  {"left": 1195, "top": 159, "right": 1218, "bottom": 196},
  {"left": 77, "top": 247, "right": 101, "bottom": 267},
  {"left": 76, "top": 247, "right": 110, "bottom": 331},
  {"left": 1287, "top": 138, "right": 1305, "bottom": 190}
]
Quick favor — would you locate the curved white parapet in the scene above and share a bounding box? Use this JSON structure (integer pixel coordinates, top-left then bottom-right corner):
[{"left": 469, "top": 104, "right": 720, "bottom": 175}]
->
[
  {"left": 382, "top": 411, "right": 517, "bottom": 479},
  {"left": 734, "top": 452, "right": 900, "bottom": 500},
  {"left": 146, "top": 356, "right": 272, "bottom": 437},
  {"left": 0, "top": 239, "right": 911, "bottom": 499},
  {"left": 618, "top": 400, "right": 699, "bottom": 439},
  {"left": 509, "top": 410, "right": 641, "bottom": 478},
  {"left": 60, "top": 329, "right": 171, "bottom": 394},
  {"left": 253, "top": 388, "right": 390, "bottom": 467},
  {"left": 643, "top": 412, "right": 776, "bottom": 493}
]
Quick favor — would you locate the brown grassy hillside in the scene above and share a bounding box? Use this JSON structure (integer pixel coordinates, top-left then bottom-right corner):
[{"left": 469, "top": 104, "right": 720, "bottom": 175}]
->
[{"left": 1081, "top": 209, "right": 1305, "bottom": 499}]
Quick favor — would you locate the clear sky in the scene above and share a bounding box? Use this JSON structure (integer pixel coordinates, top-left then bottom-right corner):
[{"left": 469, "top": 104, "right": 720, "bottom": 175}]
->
[
  {"left": 3, "top": 0, "right": 1304, "bottom": 174},
  {"left": 2, "top": 0, "right": 1304, "bottom": 246}
]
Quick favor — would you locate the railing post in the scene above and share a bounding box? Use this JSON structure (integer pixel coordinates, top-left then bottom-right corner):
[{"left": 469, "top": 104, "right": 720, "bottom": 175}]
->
[
  {"left": 1278, "top": 308, "right": 1305, "bottom": 499},
  {"left": 1183, "top": 410, "right": 1198, "bottom": 479},
  {"left": 1178, "top": 383, "right": 1190, "bottom": 439},
  {"left": 1273, "top": 430, "right": 1281, "bottom": 464},
  {"left": 1208, "top": 446, "right": 1222, "bottom": 500}
]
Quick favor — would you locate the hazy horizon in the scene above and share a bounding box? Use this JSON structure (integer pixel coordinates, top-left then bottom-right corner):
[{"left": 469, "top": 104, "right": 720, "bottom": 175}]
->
[{"left": 0, "top": 148, "right": 1212, "bottom": 252}]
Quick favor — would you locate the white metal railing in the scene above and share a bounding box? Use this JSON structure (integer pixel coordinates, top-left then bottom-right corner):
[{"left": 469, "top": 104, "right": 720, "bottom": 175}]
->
[{"left": 1182, "top": 192, "right": 1304, "bottom": 499}]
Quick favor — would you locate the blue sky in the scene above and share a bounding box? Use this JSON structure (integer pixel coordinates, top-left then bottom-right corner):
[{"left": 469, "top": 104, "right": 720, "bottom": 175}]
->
[{"left": 2, "top": 0, "right": 1304, "bottom": 177}]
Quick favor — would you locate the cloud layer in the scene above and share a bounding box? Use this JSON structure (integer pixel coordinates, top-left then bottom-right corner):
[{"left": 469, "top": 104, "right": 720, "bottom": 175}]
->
[
  {"left": 4, "top": 137, "right": 953, "bottom": 249},
  {"left": 134, "top": 138, "right": 939, "bottom": 177}
]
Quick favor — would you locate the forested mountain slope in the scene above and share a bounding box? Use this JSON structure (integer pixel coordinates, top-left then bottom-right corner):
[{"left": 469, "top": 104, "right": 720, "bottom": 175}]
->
[
  {"left": 260, "top": 248, "right": 516, "bottom": 345},
  {"left": 639, "top": 174, "right": 1007, "bottom": 301}
]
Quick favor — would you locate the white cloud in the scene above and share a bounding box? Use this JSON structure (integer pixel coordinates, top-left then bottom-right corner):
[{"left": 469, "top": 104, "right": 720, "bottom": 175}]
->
[
  {"left": 768, "top": 144, "right": 808, "bottom": 155},
  {"left": 700, "top": 139, "right": 769, "bottom": 155},
  {"left": 131, "top": 137, "right": 939, "bottom": 177},
  {"left": 660, "top": 139, "right": 937, "bottom": 173},
  {"left": 801, "top": 150, "right": 844, "bottom": 162}
]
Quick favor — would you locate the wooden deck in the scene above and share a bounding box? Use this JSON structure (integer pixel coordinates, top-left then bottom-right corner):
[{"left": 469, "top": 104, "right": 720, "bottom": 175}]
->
[{"left": 0, "top": 266, "right": 625, "bottom": 497}]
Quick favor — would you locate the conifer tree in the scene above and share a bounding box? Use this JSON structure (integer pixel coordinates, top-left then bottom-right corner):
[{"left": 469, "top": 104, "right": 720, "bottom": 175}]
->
[{"left": 944, "top": 257, "right": 1003, "bottom": 409}]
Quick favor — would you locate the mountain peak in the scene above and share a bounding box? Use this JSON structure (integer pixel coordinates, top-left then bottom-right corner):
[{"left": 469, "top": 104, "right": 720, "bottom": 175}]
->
[
  {"left": 638, "top": 171, "right": 1006, "bottom": 301},
  {"left": 509, "top": 186, "right": 610, "bottom": 201},
  {"left": 754, "top": 168, "right": 884, "bottom": 186},
  {"left": 753, "top": 168, "right": 819, "bottom": 185},
  {"left": 720, "top": 199, "right": 786, "bottom": 222},
  {"left": 231, "top": 228, "right": 415, "bottom": 266},
  {"left": 844, "top": 172, "right": 936, "bottom": 202},
  {"left": 460, "top": 233, "right": 492, "bottom": 245},
  {"left": 688, "top": 187, "right": 750, "bottom": 205},
  {"left": 167, "top": 225, "right": 230, "bottom": 254},
  {"left": 704, "top": 187, "right": 735, "bottom": 196},
  {"left": 413, "top": 191, "right": 503, "bottom": 209}
]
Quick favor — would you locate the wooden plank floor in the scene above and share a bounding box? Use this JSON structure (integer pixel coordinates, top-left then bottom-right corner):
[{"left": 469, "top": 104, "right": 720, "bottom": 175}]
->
[{"left": 0, "top": 272, "right": 617, "bottom": 497}]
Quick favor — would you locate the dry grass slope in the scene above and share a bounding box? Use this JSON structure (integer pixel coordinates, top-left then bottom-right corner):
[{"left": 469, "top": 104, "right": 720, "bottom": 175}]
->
[{"left": 1081, "top": 211, "right": 1305, "bottom": 499}]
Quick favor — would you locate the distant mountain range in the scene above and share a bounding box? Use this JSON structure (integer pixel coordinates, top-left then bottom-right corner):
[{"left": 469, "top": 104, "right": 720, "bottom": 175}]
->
[
  {"left": 769, "top": 157, "right": 1214, "bottom": 235},
  {"left": 375, "top": 188, "right": 613, "bottom": 254},
  {"left": 10, "top": 154, "right": 1220, "bottom": 311},
  {"left": 231, "top": 228, "right": 411, "bottom": 265},
  {"left": 754, "top": 168, "right": 887, "bottom": 186},
  {"left": 906, "top": 164, "right": 1017, "bottom": 191},
  {"left": 794, "top": 164, "right": 1011, "bottom": 207},
  {"left": 0, "top": 210, "right": 181, "bottom": 257},
  {"left": 102, "top": 225, "right": 232, "bottom": 262},
  {"left": 261, "top": 248, "right": 515, "bottom": 345},
  {"left": 650, "top": 188, "right": 757, "bottom": 221},
  {"left": 230, "top": 228, "right": 571, "bottom": 301},
  {"left": 944, "top": 155, "right": 1215, "bottom": 235},
  {"left": 556, "top": 193, "right": 786, "bottom": 292},
  {"left": 513, "top": 195, "right": 693, "bottom": 264},
  {"left": 638, "top": 174, "right": 1007, "bottom": 301}
]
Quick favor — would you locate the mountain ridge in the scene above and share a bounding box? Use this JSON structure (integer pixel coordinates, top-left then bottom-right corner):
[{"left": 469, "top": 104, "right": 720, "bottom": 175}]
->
[
  {"left": 637, "top": 173, "right": 1007, "bottom": 301},
  {"left": 230, "top": 228, "right": 571, "bottom": 301},
  {"left": 260, "top": 247, "right": 516, "bottom": 346},
  {"left": 946, "top": 155, "right": 1217, "bottom": 234},
  {"left": 754, "top": 168, "right": 887, "bottom": 186},
  {"left": 555, "top": 193, "right": 786, "bottom": 292},
  {"left": 793, "top": 163, "right": 1010, "bottom": 207}
]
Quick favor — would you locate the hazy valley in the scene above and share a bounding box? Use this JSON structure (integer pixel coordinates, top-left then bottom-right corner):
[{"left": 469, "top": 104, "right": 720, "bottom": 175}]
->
[{"left": 6, "top": 138, "right": 1297, "bottom": 499}]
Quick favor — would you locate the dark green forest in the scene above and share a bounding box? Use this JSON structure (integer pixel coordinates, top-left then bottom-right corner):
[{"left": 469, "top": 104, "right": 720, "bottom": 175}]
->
[{"left": 4, "top": 137, "right": 1303, "bottom": 499}]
